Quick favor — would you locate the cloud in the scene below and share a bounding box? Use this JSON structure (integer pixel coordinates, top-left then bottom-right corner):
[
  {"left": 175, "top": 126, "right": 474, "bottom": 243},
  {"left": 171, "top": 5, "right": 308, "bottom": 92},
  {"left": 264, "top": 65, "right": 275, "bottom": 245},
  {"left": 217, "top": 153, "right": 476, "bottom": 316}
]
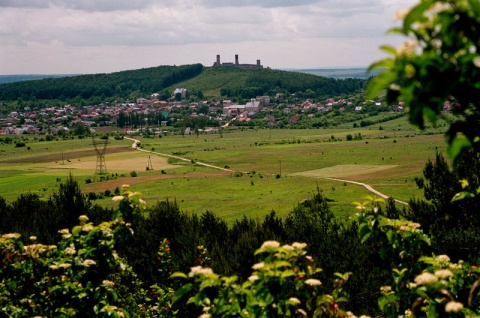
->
[
  {"left": 199, "top": 0, "right": 318, "bottom": 8},
  {"left": 0, "top": 0, "right": 418, "bottom": 74},
  {"left": 0, "top": 0, "right": 170, "bottom": 12}
]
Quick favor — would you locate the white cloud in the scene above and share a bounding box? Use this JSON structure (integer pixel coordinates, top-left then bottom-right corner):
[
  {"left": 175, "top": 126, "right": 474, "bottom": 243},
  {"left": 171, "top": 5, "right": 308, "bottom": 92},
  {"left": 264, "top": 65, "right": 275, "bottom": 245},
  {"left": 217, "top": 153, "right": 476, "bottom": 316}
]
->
[{"left": 0, "top": 0, "right": 418, "bottom": 74}]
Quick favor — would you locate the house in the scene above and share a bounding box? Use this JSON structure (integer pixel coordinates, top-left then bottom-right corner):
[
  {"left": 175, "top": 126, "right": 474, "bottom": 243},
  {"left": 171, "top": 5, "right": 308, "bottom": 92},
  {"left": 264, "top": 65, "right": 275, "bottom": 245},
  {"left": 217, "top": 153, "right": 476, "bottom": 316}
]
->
[
  {"left": 289, "top": 114, "right": 299, "bottom": 124},
  {"left": 245, "top": 99, "right": 261, "bottom": 113},
  {"left": 355, "top": 106, "right": 363, "bottom": 112},
  {"left": 256, "top": 96, "right": 271, "bottom": 104},
  {"left": 136, "top": 98, "right": 149, "bottom": 104},
  {"left": 172, "top": 88, "right": 187, "bottom": 99}
]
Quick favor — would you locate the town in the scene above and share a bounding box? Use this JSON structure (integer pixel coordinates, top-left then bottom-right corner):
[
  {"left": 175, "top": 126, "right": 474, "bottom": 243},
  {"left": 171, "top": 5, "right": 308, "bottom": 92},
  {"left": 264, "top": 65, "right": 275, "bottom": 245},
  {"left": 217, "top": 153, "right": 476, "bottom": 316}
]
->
[{"left": 0, "top": 87, "right": 415, "bottom": 137}]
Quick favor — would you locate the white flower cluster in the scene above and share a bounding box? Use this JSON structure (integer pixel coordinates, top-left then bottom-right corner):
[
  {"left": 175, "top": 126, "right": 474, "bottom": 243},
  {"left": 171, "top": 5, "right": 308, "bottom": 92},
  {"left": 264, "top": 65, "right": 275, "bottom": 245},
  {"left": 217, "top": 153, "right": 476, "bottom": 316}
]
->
[
  {"left": 1, "top": 233, "right": 21, "bottom": 240},
  {"left": 304, "top": 278, "right": 322, "bottom": 286},
  {"left": 414, "top": 272, "right": 438, "bottom": 285},
  {"left": 190, "top": 266, "right": 213, "bottom": 276},
  {"left": 261, "top": 240, "right": 280, "bottom": 249},
  {"left": 252, "top": 262, "right": 265, "bottom": 270},
  {"left": 434, "top": 269, "right": 453, "bottom": 279},
  {"left": 445, "top": 301, "right": 463, "bottom": 313},
  {"left": 102, "top": 280, "right": 115, "bottom": 288},
  {"left": 82, "top": 259, "right": 96, "bottom": 267}
]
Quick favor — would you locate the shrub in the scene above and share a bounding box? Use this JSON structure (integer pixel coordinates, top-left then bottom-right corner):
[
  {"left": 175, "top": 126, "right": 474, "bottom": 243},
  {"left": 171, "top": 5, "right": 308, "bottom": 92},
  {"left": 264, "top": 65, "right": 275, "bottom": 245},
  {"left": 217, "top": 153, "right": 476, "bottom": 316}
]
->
[
  {"left": 130, "top": 171, "right": 138, "bottom": 177},
  {"left": 0, "top": 216, "right": 132, "bottom": 316},
  {"left": 171, "top": 241, "right": 351, "bottom": 317}
]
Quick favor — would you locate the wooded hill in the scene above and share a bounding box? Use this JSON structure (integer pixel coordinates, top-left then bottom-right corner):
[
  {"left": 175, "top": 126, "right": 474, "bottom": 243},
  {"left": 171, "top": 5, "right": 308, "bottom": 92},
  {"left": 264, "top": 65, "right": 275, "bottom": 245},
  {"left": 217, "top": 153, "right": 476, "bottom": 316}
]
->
[{"left": 0, "top": 64, "right": 367, "bottom": 103}]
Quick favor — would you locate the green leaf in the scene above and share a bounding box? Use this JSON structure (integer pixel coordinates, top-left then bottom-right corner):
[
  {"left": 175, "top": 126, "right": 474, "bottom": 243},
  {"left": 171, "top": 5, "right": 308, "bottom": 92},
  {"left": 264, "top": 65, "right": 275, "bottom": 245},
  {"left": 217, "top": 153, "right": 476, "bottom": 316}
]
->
[
  {"left": 119, "top": 309, "right": 130, "bottom": 318},
  {"left": 172, "top": 283, "right": 193, "bottom": 304},
  {"left": 170, "top": 272, "right": 188, "bottom": 279},
  {"left": 72, "top": 225, "right": 82, "bottom": 236},
  {"left": 274, "top": 260, "right": 292, "bottom": 269},
  {"left": 447, "top": 135, "right": 472, "bottom": 164},
  {"left": 8, "top": 281, "right": 17, "bottom": 290},
  {"left": 367, "top": 58, "right": 393, "bottom": 73},
  {"left": 336, "top": 296, "right": 349, "bottom": 303},
  {"left": 460, "top": 179, "right": 469, "bottom": 189},
  {"left": 404, "top": 0, "right": 435, "bottom": 31},
  {"left": 379, "top": 45, "right": 397, "bottom": 56},
  {"left": 467, "top": 0, "right": 480, "bottom": 17},
  {"left": 366, "top": 70, "right": 397, "bottom": 100},
  {"left": 387, "top": 27, "right": 404, "bottom": 35},
  {"left": 451, "top": 191, "right": 475, "bottom": 202},
  {"left": 360, "top": 232, "right": 372, "bottom": 244},
  {"left": 281, "top": 269, "right": 296, "bottom": 278}
]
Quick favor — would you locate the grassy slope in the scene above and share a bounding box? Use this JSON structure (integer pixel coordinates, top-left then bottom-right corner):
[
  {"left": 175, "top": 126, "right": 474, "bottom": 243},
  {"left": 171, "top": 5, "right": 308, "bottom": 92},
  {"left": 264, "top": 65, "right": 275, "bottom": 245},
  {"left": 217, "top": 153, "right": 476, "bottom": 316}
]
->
[{"left": 168, "top": 66, "right": 249, "bottom": 97}]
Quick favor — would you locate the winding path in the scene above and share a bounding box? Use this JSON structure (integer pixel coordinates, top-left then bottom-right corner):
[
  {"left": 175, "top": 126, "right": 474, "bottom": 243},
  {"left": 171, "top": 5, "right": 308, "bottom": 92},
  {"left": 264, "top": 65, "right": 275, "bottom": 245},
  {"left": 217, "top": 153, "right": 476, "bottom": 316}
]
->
[
  {"left": 325, "top": 177, "right": 409, "bottom": 206},
  {"left": 124, "top": 137, "right": 235, "bottom": 173},
  {"left": 124, "top": 137, "right": 409, "bottom": 206}
]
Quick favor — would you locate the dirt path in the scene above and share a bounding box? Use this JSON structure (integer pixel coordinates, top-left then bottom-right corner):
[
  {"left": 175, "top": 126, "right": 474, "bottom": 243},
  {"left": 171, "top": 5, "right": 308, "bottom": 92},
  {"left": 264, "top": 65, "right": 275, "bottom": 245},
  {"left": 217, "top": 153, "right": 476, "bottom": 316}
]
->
[
  {"left": 325, "top": 177, "right": 409, "bottom": 205},
  {"left": 124, "top": 137, "right": 409, "bottom": 206},
  {"left": 124, "top": 137, "right": 236, "bottom": 173}
]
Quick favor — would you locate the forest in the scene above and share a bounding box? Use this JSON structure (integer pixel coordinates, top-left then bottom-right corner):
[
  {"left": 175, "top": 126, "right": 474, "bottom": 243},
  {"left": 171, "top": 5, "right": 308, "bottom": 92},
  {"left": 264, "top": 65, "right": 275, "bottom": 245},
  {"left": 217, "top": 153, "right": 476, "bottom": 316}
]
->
[
  {"left": 0, "top": 64, "right": 366, "bottom": 108},
  {"left": 0, "top": 64, "right": 204, "bottom": 102}
]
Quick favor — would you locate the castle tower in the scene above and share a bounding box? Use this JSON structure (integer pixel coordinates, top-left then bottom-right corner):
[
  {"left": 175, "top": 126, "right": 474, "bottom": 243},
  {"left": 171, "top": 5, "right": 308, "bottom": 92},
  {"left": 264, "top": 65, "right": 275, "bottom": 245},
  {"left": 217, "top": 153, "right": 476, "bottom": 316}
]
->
[
  {"left": 257, "top": 60, "right": 261, "bottom": 66},
  {"left": 235, "top": 54, "right": 239, "bottom": 65},
  {"left": 216, "top": 55, "right": 220, "bottom": 64}
]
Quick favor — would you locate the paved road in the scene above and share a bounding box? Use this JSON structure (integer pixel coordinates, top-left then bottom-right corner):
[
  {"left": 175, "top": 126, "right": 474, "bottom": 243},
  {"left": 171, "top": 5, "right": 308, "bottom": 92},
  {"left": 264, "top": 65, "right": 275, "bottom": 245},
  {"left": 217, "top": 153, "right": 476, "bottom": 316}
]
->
[{"left": 125, "top": 137, "right": 409, "bottom": 205}]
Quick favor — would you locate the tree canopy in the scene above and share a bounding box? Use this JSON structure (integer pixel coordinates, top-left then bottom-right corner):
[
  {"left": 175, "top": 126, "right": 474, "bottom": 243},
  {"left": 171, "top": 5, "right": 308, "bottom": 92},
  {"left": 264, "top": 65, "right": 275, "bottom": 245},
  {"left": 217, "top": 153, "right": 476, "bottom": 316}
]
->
[{"left": 367, "top": 0, "right": 480, "bottom": 164}]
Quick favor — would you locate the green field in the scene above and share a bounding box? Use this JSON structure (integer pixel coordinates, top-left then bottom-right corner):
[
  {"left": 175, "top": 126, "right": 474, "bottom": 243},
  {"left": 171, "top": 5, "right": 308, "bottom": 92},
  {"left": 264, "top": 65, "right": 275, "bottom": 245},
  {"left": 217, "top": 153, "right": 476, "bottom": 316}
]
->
[{"left": 0, "top": 116, "right": 447, "bottom": 224}]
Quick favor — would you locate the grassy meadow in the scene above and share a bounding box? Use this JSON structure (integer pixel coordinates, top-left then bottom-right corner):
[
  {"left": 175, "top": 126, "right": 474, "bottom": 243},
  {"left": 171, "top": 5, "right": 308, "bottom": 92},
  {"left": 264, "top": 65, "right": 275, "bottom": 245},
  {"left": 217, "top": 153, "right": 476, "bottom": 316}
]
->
[{"left": 0, "top": 115, "right": 447, "bottom": 224}]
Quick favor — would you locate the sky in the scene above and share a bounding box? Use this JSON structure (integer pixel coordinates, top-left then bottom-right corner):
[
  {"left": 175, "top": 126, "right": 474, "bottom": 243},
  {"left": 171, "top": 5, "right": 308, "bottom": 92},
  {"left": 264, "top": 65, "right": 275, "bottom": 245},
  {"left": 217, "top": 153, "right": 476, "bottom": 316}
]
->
[{"left": 0, "top": 0, "right": 417, "bottom": 75}]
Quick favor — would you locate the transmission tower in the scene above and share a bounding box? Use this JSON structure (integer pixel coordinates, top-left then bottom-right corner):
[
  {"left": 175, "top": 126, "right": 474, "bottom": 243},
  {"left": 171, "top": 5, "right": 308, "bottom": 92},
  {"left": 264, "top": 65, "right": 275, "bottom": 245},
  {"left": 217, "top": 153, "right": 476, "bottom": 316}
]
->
[
  {"left": 146, "top": 155, "right": 153, "bottom": 171},
  {"left": 92, "top": 135, "right": 109, "bottom": 174}
]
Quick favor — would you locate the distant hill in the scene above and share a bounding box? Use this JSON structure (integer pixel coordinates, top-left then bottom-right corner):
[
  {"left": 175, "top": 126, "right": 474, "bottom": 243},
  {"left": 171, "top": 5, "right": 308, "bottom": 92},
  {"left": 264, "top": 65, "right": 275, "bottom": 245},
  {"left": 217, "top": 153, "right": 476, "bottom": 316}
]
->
[
  {"left": 0, "top": 64, "right": 203, "bottom": 101},
  {"left": 166, "top": 66, "right": 367, "bottom": 99},
  {"left": 0, "top": 64, "right": 367, "bottom": 102},
  {"left": 286, "top": 68, "right": 380, "bottom": 79},
  {"left": 0, "top": 74, "right": 77, "bottom": 84}
]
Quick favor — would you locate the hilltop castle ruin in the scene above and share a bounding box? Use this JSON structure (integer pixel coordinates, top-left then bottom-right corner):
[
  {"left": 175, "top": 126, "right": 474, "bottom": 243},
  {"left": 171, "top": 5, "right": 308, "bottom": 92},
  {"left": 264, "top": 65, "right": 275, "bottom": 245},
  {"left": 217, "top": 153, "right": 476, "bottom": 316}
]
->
[{"left": 213, "top": 54, "right": 263, "bottom": 70}]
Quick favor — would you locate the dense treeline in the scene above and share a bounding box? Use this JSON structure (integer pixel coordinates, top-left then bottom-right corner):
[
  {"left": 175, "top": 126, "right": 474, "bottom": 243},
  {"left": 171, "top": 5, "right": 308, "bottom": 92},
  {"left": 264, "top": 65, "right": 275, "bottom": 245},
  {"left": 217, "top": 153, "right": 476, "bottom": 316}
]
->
[
  {"left": 220, "top": 69, "right": 366, "bottom": 98},
  {"left": 0, "top": 64, "right": 203, "bottom": 102},
  {"left": 406, "top": 149, "right": 480, "bottom": 265},
  {"left": 2, "top": 150, "right": 479, "bottom": 315},
  {"left": 0, "top": 65, "right": 367, "bottom": 104},
  {"left": 0, "top": 181, "right": 388, "bottom": 315}
]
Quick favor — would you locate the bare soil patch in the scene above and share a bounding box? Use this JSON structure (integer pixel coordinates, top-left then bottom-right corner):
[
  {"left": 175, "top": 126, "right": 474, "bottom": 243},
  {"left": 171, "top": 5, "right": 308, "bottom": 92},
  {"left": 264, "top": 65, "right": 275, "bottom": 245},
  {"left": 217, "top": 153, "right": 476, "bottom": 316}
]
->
[
  {"left": 50, "top": 152, "right": 175, "bottom": 172},
  {"left": 2, "top": 147, "right": 132, "bottom": 164}
]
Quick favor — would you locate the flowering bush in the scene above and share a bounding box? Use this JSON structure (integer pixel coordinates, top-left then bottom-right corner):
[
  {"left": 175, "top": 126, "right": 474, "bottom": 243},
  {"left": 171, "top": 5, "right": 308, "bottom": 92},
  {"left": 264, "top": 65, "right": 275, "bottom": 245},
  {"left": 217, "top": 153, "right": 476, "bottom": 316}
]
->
[
  {"left": 356, "top": 196, "right": 480, "bottom": 317},
  {"left": 367, "top": 0, "right": 480, "bottom": 163},
  {"left": 0, "top": 185, "right": 145, "bottom": 317},
  {"left": 171, "top": 240, "right": 353, "bottom": 317},
  {"left": 0, "top": 217, "right": 129, "bottom": 317}
]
